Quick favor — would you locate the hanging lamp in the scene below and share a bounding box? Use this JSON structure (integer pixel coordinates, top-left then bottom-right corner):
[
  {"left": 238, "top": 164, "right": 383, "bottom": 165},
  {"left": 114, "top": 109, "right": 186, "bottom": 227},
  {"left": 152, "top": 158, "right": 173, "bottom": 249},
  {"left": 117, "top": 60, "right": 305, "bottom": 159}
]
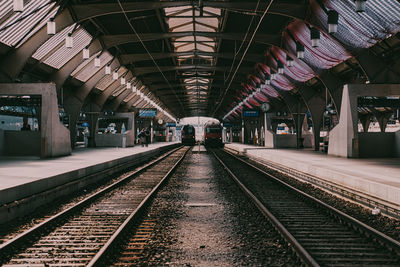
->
[
  {"left": 355, "top": 0, "right": 366, "bottom": 12},
  {"left": 113, "top": 71, "right": 118, "bottom": 80},
  {"left": 286, "top": 55, "right": 294, "bottom": 67},
  {"left": 47, "top": 18, "right": 56, "bottom": 35},
  {"left": 310, "top": 28, "right": 320, "bottom": 47},
  {"left": 94, "top": 56, "right": 101, "bottom": 67},
  {"left": 296, "top": 42, "right": 305, "bottom": 59},
  {"left": 277, "top": 61, "right": 284, "bottom": 74},
  {"left": 13, "top": 0, "right": 24, "bottom": 12},
  {"left": 82, "top": 46, "right": 90, "bottom": 60},
  {"left": 66, "top": 33, "right": 73, "bottom": 48},
  {"left": 328, "top": 10, "right": 339, "bottom": 34}
]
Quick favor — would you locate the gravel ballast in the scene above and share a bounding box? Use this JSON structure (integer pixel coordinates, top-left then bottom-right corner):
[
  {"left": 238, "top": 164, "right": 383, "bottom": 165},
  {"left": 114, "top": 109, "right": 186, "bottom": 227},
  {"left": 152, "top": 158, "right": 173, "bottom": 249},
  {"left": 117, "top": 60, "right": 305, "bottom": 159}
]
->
[{"left": 137, "top": 151, "right": 298, "bottom": 266}]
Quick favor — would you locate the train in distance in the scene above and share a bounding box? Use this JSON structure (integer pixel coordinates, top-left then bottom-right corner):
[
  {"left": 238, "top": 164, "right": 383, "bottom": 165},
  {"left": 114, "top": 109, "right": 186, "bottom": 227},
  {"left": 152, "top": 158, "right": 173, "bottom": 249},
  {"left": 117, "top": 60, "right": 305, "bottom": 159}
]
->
[
  {"left": 204, "top": 120, "right": 224, "bottom": 148},
  {"left": 181, "top": 124, "right": 196, "bottom": 146}
]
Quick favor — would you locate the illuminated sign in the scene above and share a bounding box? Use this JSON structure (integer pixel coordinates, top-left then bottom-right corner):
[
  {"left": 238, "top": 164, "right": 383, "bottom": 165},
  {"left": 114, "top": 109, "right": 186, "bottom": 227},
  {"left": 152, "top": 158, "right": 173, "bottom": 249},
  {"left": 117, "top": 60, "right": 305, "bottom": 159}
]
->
[
  {"left": 139, "top": 109, "right": 157, "bottom": 118},
  {"left": 243, "top": 110, "right": 259, "bottom": 117}
]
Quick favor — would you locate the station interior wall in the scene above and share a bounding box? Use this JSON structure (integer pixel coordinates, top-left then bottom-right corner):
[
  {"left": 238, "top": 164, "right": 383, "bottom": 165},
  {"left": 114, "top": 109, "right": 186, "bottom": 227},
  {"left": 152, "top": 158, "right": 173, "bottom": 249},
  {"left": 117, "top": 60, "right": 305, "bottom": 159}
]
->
[
  {"left": 264, "top": 130, "right": 313, "bottom": 149},
  {"left": 358, "top": 132, "right": 400, "bottom": 158},
  {"left": 395, "top": 131, "right": 400, "bottom": 157},
  {"left": 95, "top": 112, "right": 135, "bottom": 148},
  {"left": 0, "top": 83, "right": 71, "bottom": 158},
  {"left": 0, "top": 129, "right": 4, "bottom": 155},
  {"left": 2, "top": 131, "right": 41, "bottom": 156},
  {"left": 329, "top": 84, "right": 400, "bottom": 158}
]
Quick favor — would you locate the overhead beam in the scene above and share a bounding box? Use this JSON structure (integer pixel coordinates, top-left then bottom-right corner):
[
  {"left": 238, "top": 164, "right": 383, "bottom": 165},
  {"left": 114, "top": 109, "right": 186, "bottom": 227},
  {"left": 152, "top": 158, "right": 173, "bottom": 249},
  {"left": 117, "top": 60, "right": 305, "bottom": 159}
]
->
[
  {"left": 149, "top": 82, "right": 239, "bottom": 90},
  {"left": 134, "top": 65, "right": 254, "bottom": 76},
  {"left": 120, "top": 51, "right": 263, "bottom": 64},
  {"left": 71, "top": 1, "right": 306, "bottom": 22},
  {"left": 102, "top": 32, "right": 280, "bottom": 48}
]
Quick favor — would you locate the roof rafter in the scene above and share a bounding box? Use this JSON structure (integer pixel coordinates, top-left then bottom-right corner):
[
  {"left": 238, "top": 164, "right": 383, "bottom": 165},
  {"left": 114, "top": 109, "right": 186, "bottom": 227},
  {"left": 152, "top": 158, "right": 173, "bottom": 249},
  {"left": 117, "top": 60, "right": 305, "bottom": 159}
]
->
[
  {"left": 70, "top": 1, "right": 306, "bottom": 22},
  {"left": 102, "top": 32, "right": 280, "bottom": 48}
]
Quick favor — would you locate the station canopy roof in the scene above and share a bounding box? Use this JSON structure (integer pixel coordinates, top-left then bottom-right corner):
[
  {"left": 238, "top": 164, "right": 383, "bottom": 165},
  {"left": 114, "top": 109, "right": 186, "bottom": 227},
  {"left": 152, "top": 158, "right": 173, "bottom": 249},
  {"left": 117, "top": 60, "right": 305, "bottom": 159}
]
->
[{"left": 0, "top": 0, "right": 399, "bottom": 121}]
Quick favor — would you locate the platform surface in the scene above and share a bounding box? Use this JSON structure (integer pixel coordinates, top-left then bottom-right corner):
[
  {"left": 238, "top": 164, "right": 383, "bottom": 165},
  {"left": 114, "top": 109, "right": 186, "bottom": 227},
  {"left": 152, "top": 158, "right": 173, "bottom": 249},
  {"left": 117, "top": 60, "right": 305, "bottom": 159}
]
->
[
  {"left": 0, "top": 142, "right": 179, "bottom": 205},
  {"left": 225, "top": 143, "right": 400, "bottom": 207}
]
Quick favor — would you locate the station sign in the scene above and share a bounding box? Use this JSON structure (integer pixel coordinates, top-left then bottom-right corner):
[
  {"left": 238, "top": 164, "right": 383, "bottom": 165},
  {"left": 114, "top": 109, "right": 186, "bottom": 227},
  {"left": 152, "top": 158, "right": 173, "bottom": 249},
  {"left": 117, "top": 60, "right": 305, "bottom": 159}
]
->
[
  {"left": 243, "top": 110, "right": 259, "bottom": 117},
  {"left": 166, "top": 122, "right": 176, "bottom": 127},
  {"left": 139, "top": 109, "right": 157, "bottom": 118},
  {"left": 223, "top": 122, "right": 232, "bottom": 127}
]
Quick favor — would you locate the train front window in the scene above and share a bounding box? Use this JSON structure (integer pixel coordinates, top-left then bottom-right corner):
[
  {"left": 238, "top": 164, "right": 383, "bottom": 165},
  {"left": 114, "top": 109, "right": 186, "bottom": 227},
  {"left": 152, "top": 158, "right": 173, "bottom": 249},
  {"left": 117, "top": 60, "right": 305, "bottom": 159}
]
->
[{"left": 206, "top": 128, "right": 220, "bottom": 133}]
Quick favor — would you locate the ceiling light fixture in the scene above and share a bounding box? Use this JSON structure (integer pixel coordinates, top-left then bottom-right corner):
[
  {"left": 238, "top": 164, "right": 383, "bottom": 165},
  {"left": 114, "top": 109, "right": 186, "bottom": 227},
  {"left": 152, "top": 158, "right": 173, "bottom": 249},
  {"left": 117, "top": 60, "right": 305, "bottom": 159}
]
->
[
  {"left": 296, "top": 42, "right": 305, "bottom": 59},
  {"left": 13, "top": 0, "right": 24, "bottom": 12},
  {"left": 65, "top": 33, "right": 73, "bottom": 48},
  {"left": 82, "top": 46, "right": 89, "bottom": 60},
  {"left": 286, "top": 55, "right": 294, "bottom": 67},
  {"left": 105, "top": 65, "right": 111, "bottom": 75},
  {"left": 94, "top": 56, "right": 101, "bottom": 67},
  {"left": 355, "top": 0, "right": 367, "bottom": 12},
  {"left": 113, "top": 70, "right": 118, "bottom": 80},
  {"left": 310, "top": 28, "right": 320, "bottom": 47},
  {"left": 47, "top": 18, "right": 56, "bottom": 35},
  {"left": 277, "top": 61, "right": 284, "bottom": 74},
  {"left": 328, "top": 10, "right": 339, "bottom": 34}
]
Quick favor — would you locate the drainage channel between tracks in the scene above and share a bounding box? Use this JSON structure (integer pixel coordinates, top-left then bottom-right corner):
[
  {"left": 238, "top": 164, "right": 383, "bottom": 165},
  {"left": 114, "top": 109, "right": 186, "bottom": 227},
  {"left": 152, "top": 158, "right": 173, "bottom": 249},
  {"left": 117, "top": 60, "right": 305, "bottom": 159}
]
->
[
  {"left": 0, "top": 146, "right": 189, "bottom": 266},
  {"left": 212, "top": 148, "right": 400, "bottom": 267}
]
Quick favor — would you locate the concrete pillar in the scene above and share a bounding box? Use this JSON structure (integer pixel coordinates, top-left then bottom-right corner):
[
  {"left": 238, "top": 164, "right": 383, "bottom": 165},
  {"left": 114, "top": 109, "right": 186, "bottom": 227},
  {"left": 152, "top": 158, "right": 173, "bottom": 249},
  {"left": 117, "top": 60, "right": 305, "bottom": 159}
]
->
[
  {"left": 87, "top": 112, "right": 99, "bottom": 147},
  {"left": 328, "top": 84, "right": 400, "bottom": 158},
  {"left": 373, "top": 111, "right": 393, "bottom": 133},
  {"left": 109, "top": 90, "right": 131, "bottom": 111},
  {"left": 0, "top": 83, "right": 71, "bottom": 157},
  {"left": 50, "top": 40, "right": 102, "bottom": 98},
  {"left": 150, "top": 120, "right": 154, "bottom": 143},
  {"left": 307, "top": 99, "right": 325, "bottom": 151},
  {"left": 359, "top": 113, "right": 372, "bottom": 132},
  {"left": 241, "top": 119, "right": 245, "bottom": 144},
  {"left": 292, "top": 102, "right": 305, "bottom": 149},
  {"left": 318, "top": 73, "right": 345, "bottom": 116},
  {"left": 293, "top": 113, "right": 305, "bottom": 149},
  {"left": 64, "top": 61, "right": 119, "bottom": 147}
]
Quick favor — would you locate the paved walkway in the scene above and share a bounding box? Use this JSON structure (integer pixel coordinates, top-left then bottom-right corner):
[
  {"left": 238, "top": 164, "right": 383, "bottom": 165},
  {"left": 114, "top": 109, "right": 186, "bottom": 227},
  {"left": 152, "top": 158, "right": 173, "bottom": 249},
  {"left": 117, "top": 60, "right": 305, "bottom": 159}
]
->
[
  {"left": 0, "top": 142, "right": 179, "bottom": 205},
  {"left": 225, "top": 143, "right": 400, "bottom": 208}
]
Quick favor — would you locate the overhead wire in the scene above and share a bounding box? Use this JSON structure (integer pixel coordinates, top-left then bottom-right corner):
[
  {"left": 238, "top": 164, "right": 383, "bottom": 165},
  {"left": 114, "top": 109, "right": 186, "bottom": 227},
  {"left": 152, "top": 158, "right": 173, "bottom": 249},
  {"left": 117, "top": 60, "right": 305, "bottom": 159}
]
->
[
  {"left": 117, "top": 0, "right": 184, "bottom": 117},
  {"left": 213, "top": 0, "right": 275, "bottom": 117},
  {"left": 224, "top": 0, "right": 262, "bottom": 84}
]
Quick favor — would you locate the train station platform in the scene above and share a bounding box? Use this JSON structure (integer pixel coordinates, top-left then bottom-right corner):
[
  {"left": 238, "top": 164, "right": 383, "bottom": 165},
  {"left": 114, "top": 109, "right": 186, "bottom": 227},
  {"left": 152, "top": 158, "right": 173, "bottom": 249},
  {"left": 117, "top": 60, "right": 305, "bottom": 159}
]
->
[
  {"left": 224, "top": 143, "right": 400, "bottom": 216},
  {"left": 0, "top": 142, "right": 179, "bottom": 223}
]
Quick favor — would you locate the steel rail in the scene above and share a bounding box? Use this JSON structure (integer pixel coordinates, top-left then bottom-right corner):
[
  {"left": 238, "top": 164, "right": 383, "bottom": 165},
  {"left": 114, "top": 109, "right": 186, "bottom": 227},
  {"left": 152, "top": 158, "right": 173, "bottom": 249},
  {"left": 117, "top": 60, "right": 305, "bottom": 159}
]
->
[
  {"left": 213, "top": 148, "right": 400, "bottom": 266},
  {"left": 228, "top": 149, "right": 400, "bottom": 219},
  {"left": 222, "top": 148, "right": 400, "bottom": 252},
  {"left": 211, "top": 149, "right": 319, "bottom": 267},
  {"left": 0, "top": 145, "right": 183, "bottom": 261},
  {"left": 88, "top": 146, "right": 190, "bottom": 266}
]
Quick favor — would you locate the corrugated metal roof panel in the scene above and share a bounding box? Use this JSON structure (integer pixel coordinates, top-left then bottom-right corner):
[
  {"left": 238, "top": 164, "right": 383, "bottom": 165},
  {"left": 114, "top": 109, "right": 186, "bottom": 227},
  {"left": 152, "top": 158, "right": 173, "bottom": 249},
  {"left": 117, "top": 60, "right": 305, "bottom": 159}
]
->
[
  {"left": 17, "top": 5, "right": 58, "bottom": 48},
  {"left": 0, "top": 0, "right": 57, "bottom": 47},
  {"left": 43, "top": 28, "right": 92, "bottom": 69},
  {"left": 123, "top": 93, "right": 136, "bottom": 103},
  {"left": 32, "top": 24, "right": 74, "bottom": 60},
  {"left": 112, "top": 87, "right": 126, "bottom": 97},
  {"left": 72, "top": 52, "right": 113, "bottom": 82},
  {"left": 95, "top": 66, "right": 126, "bottom": 91}
]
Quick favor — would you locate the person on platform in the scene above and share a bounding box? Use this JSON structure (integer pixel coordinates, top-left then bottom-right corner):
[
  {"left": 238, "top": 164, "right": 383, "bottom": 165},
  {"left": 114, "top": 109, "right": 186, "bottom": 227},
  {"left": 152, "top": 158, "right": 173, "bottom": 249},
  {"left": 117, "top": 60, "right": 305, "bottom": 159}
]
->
[
  {"left": 21, "top": 117, "right": 31, "bottom": 131},
  {"left": 144, "top": 128, "right": 150, "bottom": 147},
  {"left": 138, "top": 128, "right": 146, "bottom": 147}
]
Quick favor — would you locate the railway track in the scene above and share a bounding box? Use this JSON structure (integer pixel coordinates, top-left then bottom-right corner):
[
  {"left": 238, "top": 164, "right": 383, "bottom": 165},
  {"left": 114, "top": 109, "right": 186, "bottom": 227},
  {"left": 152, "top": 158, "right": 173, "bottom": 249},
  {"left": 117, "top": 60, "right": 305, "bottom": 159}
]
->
[
  {"left": 0, "top": 146, "right": 189, "bottom": 267},
  {"left": 212, "top": 148, "right": 400, "bottom": 267}
]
